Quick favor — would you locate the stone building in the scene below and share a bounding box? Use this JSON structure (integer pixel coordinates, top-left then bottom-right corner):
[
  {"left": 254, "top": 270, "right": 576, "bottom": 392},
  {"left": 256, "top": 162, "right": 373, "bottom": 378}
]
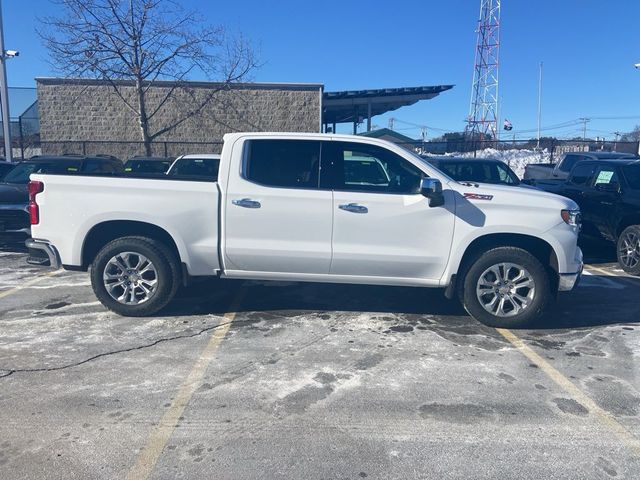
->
[
  {"left": 36, "top": 77, "right": 452, "bottom": 159},
  {"left": 36, "top": 78, "right": 323, "bottom": 158}
]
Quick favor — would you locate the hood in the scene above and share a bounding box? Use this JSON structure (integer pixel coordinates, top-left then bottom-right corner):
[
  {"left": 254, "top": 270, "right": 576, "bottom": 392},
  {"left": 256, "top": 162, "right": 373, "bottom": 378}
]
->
[
  {"left": 0, "top": 182, "right": 28, "bottom": 204},
  {"left": 449, "top": 181, "right": 579, "bottom": 210}
]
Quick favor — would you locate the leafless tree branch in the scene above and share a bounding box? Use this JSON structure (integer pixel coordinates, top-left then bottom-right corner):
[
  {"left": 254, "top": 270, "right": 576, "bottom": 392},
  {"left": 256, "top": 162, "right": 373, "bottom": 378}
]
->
[{"left": 38, "top": 0, "right": 259, "bottom": 154}]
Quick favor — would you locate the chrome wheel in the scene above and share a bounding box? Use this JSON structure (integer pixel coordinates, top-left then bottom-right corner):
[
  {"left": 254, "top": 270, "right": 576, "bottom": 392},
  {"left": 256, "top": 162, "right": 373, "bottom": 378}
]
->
[
  {"left": 618, "top": 231, "right": 640, "bottom": 269},
  {"left": 103, "top": 252, "right": 158, "bottom": 305},
  {"left": 476, "top": 262, "right": 536, "bottom": 317}
]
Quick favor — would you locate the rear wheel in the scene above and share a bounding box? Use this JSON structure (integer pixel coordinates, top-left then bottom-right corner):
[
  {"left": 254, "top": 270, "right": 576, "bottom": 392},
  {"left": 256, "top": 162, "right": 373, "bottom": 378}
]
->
[
  {"left": 461, "top": 247, "right": 551, "bottom": 328},
  {"left": 90, "top": 236, "right": 180, "bottom": 316},
  {"left": 617, "top": 225, "right": 640, "bottom": 276}
]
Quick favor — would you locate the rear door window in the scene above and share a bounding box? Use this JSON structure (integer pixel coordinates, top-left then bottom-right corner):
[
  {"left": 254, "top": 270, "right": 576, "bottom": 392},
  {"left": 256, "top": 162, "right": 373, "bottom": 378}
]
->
[
  {"left": 83, "top": 159, "right": 119, "bottom": 174},
  {"left": 622, "top": 165, "right": 640, "bottom": 189},
  {"left": 568, "top": 163, "right": 596, "bottom": 186},
  {"left": 244, "top": 140, "right": 321, "bottom": 189}
]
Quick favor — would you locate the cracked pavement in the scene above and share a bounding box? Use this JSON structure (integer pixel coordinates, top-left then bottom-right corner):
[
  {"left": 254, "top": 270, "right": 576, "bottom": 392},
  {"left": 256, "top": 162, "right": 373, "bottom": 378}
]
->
[{"left": 1, "top": 238, "right": 640, "bottom": 479}]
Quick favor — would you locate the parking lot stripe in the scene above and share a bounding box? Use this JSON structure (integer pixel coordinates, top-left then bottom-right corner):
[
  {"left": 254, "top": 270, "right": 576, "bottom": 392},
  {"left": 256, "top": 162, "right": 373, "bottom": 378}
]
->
[
  {"left": 0, "top": 269, "right": 63, "bottom": 299},
  {"left": 497, "top": 328, "right": 640, "bottom": 456},
  {"left": 126, "top": 288, "right": 246, "bottom": 480}
]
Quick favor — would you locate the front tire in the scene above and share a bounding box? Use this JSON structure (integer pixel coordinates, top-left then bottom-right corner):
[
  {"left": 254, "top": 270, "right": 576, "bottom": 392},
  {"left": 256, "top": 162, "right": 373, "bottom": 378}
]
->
[
  {"left": 617, "top": 225, "right": 640, "bottom": 276},
  {"left": 90, "top": 236, "right": 180, "bottom": 316},
  {"left": 461, "top": 247, "right": 551, "bottom": 328}
]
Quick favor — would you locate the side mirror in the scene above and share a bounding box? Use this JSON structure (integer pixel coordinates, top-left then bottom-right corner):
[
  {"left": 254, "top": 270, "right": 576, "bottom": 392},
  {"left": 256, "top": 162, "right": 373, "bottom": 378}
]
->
[{"left": 420, "top": 178, "right": 445, "bottom": 207}]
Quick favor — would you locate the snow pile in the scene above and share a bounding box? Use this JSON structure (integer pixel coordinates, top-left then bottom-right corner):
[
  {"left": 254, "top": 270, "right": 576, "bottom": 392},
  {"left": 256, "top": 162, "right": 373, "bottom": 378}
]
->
[{"left": 445, "top": 148, "right": 552, "bottom": 178}]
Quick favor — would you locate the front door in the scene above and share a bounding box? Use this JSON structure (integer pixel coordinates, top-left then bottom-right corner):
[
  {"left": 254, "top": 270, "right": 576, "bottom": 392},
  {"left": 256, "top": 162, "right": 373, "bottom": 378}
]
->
[
  {"left": 325, "top": 141, "right": 455, "bottom": 281},
  {"left": 583, "top": 164, "right": 623, "bottom": 240},
  {"left": 224, "top": 139, "right": 333, "bottom": 274}
]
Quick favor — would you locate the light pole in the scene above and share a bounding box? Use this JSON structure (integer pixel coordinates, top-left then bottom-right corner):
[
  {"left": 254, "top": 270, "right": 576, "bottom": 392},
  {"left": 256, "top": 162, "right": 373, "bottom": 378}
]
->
[
  {"left": 0, "top": 0, "right": 15, "bottom": 162},
  {"left": 537, "top": 62, "right": 543, "bottom": 149}
]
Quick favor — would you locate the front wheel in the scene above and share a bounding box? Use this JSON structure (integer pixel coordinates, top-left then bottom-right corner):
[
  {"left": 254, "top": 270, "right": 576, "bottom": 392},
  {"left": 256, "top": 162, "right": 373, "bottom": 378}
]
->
[
  {"left": 617, "top": 225, "right": 640, "bottom": 275},
  {"left": 461, "top": 247, "right": 551, "bottom": 328},
  {"left": 90, "top": 236, "right": 180, "bottom": 316}
]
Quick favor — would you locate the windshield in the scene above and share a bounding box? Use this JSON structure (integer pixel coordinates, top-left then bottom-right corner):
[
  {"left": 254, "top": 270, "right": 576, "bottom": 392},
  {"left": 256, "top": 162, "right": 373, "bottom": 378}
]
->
[
  {"left": 429, "top": 160, "right": 519, "bottom": 185},
  {"left": 622, "top": 165, "right": 640, "bottom": 189},
  {"left": 2, "top": 160, "right": 82, "bottom": 184},
  {"left": 410, "top": 152, "right": 454, "bottom": 182},
  {"left": 124, "top": 159, "right": 172, "bottom": 174},
  {"left": 168, "top": 158, "right": 219, "bottom": 178}
]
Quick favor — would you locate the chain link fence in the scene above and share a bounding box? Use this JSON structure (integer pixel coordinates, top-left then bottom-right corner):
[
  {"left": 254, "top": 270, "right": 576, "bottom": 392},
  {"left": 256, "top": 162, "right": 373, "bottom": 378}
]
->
[{"left": 393, "top": 138, "right": 640, "bottom": 162}]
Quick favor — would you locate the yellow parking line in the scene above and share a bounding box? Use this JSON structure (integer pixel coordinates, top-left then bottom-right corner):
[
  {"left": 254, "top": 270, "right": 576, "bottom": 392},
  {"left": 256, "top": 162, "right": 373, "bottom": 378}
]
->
[
  {"left": 0, "top": 269, "right": 63, "bottom": 300},
  {"left": 497, "top": 328, "right": 640, "bottom": 456},
  {"left": 126, "top": 288, "right": 246, "bottom": 480}
]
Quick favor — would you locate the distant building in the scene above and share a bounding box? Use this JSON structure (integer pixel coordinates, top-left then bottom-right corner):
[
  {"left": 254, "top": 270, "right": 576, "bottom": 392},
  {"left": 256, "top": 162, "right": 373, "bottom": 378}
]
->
[
  {"left": 358, "top": 128, "right": 418, "bottom": 145},
  {"left": 34, "top": 78, "right": 453, "bottom": 158}
]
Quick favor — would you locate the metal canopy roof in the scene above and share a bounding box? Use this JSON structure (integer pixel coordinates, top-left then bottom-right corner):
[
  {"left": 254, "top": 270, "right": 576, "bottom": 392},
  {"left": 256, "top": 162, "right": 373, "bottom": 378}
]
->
[{"left": 322, "top": 85, "right": 454, "bottom": 125}]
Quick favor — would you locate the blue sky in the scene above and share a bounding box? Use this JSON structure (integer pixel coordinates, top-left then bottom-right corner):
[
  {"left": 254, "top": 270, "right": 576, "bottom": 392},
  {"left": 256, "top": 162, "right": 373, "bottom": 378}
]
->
[{"left": 4, "top": 0, "right": 640, "bottom": 139}]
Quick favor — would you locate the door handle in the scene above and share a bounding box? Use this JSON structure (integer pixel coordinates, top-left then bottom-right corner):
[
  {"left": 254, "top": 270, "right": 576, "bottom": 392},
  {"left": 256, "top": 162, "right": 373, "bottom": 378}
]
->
[
  {"left": 232, "top": 198, "right": 261, "bottom": 209},
  {"left": 339, "top": 203, "right": 368, "bottom": 214}
]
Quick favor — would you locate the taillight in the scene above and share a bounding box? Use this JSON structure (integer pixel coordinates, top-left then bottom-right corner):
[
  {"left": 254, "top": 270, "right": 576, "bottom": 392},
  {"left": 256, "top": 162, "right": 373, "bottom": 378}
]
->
[{"left": 28, "top": 180, "right": 44, "bottom": 225}]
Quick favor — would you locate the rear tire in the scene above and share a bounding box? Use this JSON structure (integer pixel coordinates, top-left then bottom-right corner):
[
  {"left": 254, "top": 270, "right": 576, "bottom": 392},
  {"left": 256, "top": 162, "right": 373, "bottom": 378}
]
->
[
  {"left": 617, "top": 225, "right": 640, "bottom": 276},
  {"left": 461, "top": 247, "right": 551, "bottom": 328},
  {"left": 90, "top": 236, "right": 180, "bottom": 316}
]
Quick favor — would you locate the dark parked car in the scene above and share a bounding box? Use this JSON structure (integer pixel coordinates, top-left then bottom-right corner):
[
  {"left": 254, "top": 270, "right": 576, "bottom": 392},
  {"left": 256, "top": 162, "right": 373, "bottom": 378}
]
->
[
  {"left": 0, "top": 160, "right": 15, "bottom": 181},
  {"left": 539, "top": 158, "right": 640, "bottom": 275},
  {"left": 424, "top": 157, "right": 527, "bottom": 187},
  {"left": 0, "top": 155, "right": 123, "bottom": 236},
  {"left": 166, "top": 154, "right": 220, "bottom": 179},
  {"left": 523, "top": 151, "right": 638, "bottom": 186},
  {"left": 123, "top": 156, "right": 174, "bottom": 174}
]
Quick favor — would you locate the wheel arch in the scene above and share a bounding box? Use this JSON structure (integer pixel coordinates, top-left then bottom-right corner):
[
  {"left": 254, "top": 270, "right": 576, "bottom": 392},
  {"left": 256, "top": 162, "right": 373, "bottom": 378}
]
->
[
  {"left": 455, "top": 233, "right": 559, "bottom": 292},
  {"left": 81, "top": 220, "right": 182, "bottom": 270},
  {"left": 616, "top": 215, "right": 640, "bottom": 238}
]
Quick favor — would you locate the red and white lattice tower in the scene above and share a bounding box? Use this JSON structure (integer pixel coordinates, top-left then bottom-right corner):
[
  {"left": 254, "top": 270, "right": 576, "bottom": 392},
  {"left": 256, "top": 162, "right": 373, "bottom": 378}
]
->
[{"left": 466, "top": 0, "right": 501, "bottom": 140}]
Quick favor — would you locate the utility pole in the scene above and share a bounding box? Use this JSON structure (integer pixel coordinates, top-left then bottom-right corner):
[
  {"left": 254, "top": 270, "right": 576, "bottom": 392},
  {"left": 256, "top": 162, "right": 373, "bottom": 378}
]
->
[
  {"left": 0, "top": 0, "right": 12, "bottom": 162},
  {"left": 614, "top": 131, "right": 621, "bottom": 150},
  {"left": 537, "top": 62, "right": 543, "bottom": 149},
  {"left": 579, "top": 117, "right": 590, "bottom": 142}
]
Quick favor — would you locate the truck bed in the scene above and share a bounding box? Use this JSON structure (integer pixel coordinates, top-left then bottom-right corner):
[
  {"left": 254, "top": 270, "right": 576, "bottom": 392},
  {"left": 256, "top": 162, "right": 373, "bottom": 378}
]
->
[{"left": 31, "top": 173, "right": 221, "bottom": 276}]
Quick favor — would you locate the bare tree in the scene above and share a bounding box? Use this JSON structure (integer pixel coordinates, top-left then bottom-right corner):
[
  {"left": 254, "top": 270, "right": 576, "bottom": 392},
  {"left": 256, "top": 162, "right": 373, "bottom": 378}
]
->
[
  {"left": 621, "top": 125, "right": 640, "bottom": 142},
  {"left": 39, "top": 0, "right": 257, "bottom": 155}
]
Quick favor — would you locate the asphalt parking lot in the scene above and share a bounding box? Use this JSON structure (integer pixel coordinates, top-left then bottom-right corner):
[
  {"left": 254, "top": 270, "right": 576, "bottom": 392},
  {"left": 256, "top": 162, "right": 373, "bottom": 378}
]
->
[{"left": 1, "top": 237, "right": 640, "bottom": 479}]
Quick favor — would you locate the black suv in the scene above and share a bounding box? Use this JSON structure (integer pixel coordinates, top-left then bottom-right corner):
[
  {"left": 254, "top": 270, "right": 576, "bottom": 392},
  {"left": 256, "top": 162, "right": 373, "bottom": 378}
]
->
[
  {"left": 0, "top": 155, "right": 123, "bottom": 236},
  {"left": 544, "top": 158, "right": 640, "bottom": 274}
]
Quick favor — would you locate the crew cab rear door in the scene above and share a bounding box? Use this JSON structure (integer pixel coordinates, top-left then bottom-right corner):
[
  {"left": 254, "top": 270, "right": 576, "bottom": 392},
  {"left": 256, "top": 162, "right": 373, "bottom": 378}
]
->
[
  {"left": 324, "top": 141, "right": 454, "bottom": 281},
  {"left": 224, "top": 139, "right": 333, "bottom": 274}
]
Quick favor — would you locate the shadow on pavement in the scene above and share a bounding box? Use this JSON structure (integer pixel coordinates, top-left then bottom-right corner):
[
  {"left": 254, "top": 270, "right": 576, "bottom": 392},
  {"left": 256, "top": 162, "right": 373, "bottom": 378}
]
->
[{"left": 164, "top": 272, "right": 640, "bottom": 332}]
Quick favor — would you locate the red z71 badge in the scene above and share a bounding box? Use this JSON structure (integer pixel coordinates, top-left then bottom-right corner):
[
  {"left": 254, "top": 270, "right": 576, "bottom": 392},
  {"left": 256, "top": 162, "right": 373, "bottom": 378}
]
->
[{"left": 464, "top": 193, "right": 494, "bottom": 201}]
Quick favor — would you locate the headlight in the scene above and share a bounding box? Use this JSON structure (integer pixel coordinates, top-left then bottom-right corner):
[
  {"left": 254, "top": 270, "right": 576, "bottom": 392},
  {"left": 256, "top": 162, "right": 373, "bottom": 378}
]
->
[{"left": 561, "top": 209, "right": 582, "bottom": 230}]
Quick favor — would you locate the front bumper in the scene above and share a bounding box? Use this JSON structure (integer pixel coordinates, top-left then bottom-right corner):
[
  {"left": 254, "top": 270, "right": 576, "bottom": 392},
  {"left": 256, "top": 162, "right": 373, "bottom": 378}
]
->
[
  {"left": 25, "top": 238, "right": 61, "bottom": 269},
  {"left": 558, "top": 246, "right": 583, "bottom": 292}
]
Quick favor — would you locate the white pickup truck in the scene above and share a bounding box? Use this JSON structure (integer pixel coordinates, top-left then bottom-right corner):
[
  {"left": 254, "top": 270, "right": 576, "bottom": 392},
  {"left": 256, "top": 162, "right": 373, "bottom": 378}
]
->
[{"left": 26, "top": 133, "right": 583, "bottom": 328}]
